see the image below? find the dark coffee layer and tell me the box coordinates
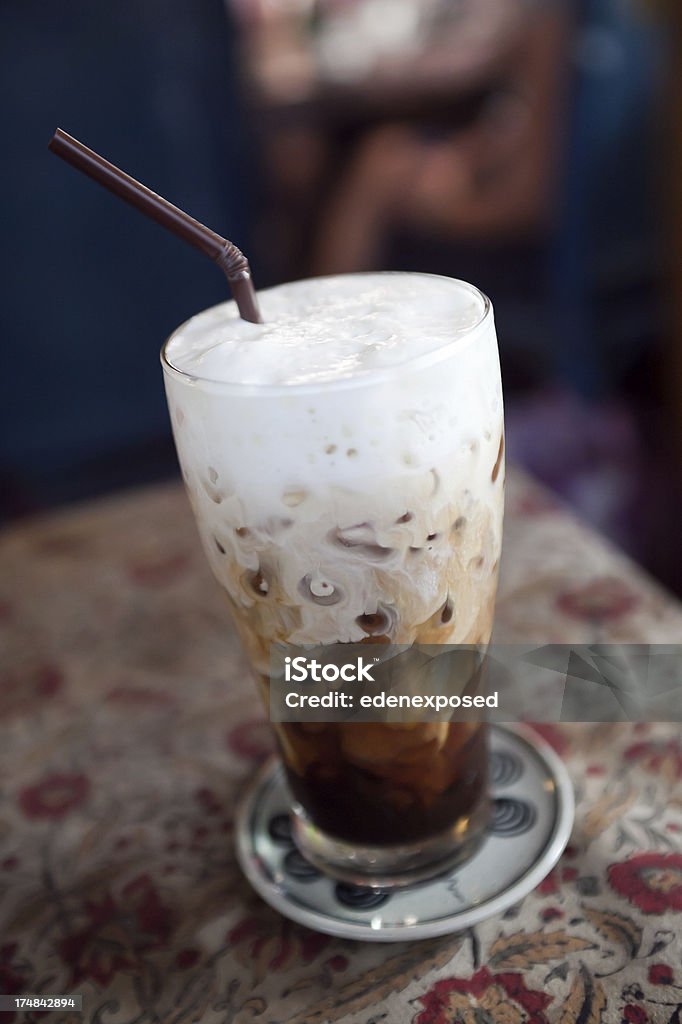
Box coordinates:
[280,722,488,845]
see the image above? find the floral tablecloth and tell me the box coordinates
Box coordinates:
[2,468,682,1024]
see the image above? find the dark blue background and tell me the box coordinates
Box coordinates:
[0,0,256,513]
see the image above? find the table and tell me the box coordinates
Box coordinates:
[1,468,682,1023]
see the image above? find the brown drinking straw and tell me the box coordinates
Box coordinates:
[48,128,263,324]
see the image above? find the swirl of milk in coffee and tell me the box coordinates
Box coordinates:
[163,273,504,670]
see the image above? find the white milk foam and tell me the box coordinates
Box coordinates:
[164,274,485,385]
[163,274,504,656]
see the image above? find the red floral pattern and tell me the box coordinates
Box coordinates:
[535,863,581,896]
[1,473,682,1023]
[0,664,62,719]
[228,916,331,972]
[105,685,176,708]
[625,740,682,780]
[175,948,200,969]
[0,942,27,995]
[528,723,570,756]
[415,968,552,1024]
[227,717,276,762]
[609,854,682,914]
[556,577,640,623]
[58,874,173,987]
[648,963,673,985]
[624,1006,649,1024]
[18,773,89,819]
[127,553,190,587]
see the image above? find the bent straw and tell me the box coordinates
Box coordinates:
[48,128,262,324]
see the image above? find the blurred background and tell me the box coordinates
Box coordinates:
[2,0,681,593]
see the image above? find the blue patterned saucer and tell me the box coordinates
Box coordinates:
[234,725,574,941]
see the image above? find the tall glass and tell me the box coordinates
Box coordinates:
[161,273,504,886]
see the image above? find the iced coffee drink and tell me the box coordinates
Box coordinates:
[162,273,504,884]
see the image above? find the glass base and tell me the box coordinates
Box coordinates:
[291,795,490,889]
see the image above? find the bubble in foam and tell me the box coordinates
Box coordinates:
[245,569,270,596]
[282,490,307,508]
[441,599,454,623]
[356,606,395,635]
[298,574,343,606]
[203,479,223,504]
[492,435,505,483]
[265,516,293,536]
[331,525,395,562]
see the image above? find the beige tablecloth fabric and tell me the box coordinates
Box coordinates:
[1,468,682,1023]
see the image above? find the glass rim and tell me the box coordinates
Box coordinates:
[160,271,493,396]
